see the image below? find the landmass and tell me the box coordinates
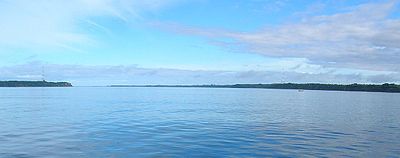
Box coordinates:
[0,81,73,87]
[110,83,400,93]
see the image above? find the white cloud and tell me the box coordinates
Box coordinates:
[0,0,180,50]
[161,1,400,72]
[0,62,398,86]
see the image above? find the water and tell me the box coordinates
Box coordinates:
[0,87,399,157]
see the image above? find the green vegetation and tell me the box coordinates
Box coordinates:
[0,81,72,87]
[111,83,400,93]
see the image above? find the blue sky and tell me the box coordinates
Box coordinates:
[0,0,399,86]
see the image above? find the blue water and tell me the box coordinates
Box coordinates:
[0,87,399,157]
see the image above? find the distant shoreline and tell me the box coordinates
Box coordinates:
[0,81,73,87]
[110,83,400,93]
[1,81,399,93]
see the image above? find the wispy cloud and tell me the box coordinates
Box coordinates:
[159,1,400,72]
[0,0,181,50]
[0,62,398,86]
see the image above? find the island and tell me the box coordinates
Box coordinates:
[0,81,73,87]
[110,83,400,93]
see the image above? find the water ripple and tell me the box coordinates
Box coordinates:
[1,87,399,157]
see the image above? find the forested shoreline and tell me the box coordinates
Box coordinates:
[110,83,400,93]
[0,81,72,87]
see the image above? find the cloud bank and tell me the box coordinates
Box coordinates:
[1,62,398,86]
[162,1,400,72]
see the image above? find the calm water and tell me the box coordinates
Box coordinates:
[0,87,399,157]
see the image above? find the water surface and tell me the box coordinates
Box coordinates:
[0,87,399,157]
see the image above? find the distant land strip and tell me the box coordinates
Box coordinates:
[0,81,73,87]
[110,83,400,93]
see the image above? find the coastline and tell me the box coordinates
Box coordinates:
[0,81,73,87]
[109,83,400,93]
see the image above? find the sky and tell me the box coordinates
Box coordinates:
[0,0,399,86]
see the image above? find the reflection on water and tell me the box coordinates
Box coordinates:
[0,87,399,157]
